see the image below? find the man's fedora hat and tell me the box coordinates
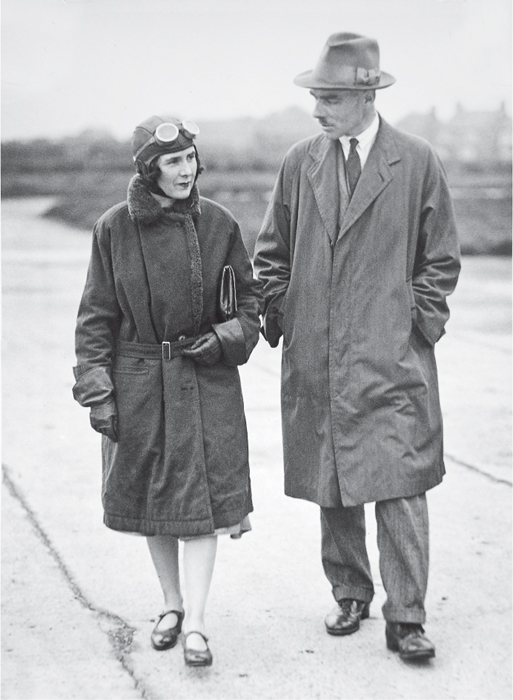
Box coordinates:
[294,32,395,90]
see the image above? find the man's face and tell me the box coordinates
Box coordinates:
[156,146,197,200]
[310,89,372,139]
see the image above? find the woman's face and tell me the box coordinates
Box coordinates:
[156,146,197,200]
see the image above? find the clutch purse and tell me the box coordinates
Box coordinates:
[219,265,238,321]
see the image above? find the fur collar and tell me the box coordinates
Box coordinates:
[127,174,201,225]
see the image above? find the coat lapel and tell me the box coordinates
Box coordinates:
[307,137,340,245]
[338,118,400,239]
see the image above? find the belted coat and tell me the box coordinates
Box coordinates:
[73,176,262,536]
[254,118,460,507]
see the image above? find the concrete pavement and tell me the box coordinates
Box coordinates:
[2,198,511,699]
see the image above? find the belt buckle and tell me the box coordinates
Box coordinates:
[162,341,171,361]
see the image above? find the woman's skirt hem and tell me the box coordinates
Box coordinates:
[103,511,252,538]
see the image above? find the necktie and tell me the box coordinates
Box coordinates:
[346,138,361,196]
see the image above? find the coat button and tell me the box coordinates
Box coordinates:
[178,335,186,341]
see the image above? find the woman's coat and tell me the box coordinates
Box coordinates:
[73,176,262,536]
[254,118,461,508]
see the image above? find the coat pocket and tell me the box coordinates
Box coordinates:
[113,356,149,375]
[406,278,417,325]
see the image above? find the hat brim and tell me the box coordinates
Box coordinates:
[293,69,396,90]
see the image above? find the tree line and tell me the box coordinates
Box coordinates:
[1,130,301,176]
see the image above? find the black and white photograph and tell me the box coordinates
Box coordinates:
[2,1,511,698]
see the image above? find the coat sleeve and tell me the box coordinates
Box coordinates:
[411,148,461,345]
[212,221,263,366]
[72,219,121,407]
[253,154,294,347]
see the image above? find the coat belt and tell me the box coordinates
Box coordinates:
[116,338,198,361]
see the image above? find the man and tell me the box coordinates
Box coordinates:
[254,32,460,660]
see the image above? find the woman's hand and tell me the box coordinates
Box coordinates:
[90,400,118,441]
[182,332,222,366]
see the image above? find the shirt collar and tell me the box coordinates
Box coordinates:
[339,112,380,152]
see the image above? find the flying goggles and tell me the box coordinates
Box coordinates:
[133,120,200,161]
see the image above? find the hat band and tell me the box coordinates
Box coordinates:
[355,67,380,86]
[313,64,381,88]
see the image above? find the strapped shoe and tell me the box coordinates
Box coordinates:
[386,622,436,660]
[325,599,370,636]
[151,610,184,651]
[183,631,213,667]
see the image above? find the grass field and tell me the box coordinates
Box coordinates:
[2,167,510,257]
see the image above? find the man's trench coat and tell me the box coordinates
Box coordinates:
[254,118,461,508]
[73,177,262,536]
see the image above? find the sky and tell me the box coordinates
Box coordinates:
[2,0,511,141]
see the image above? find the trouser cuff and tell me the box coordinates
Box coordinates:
[382,603,426,624]
[332,584,374,605]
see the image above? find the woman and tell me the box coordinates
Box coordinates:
[72,115,262,667]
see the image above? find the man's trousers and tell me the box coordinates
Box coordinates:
[321,493,429,624]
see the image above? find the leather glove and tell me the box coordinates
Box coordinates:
[90,400,118,442]
[182,332,222,366]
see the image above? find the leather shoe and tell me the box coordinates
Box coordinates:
[386,622,435,660]
[151,610,184,651]
[183,631,213,667]
[325,599,370,636]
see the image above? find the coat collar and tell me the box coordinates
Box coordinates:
[127,174,201,225]
[307,118,401,243]
[307,136,340,245]
[339,117,400,237]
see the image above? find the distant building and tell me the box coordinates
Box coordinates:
[200,104,512,166]
[396,103,512,163]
